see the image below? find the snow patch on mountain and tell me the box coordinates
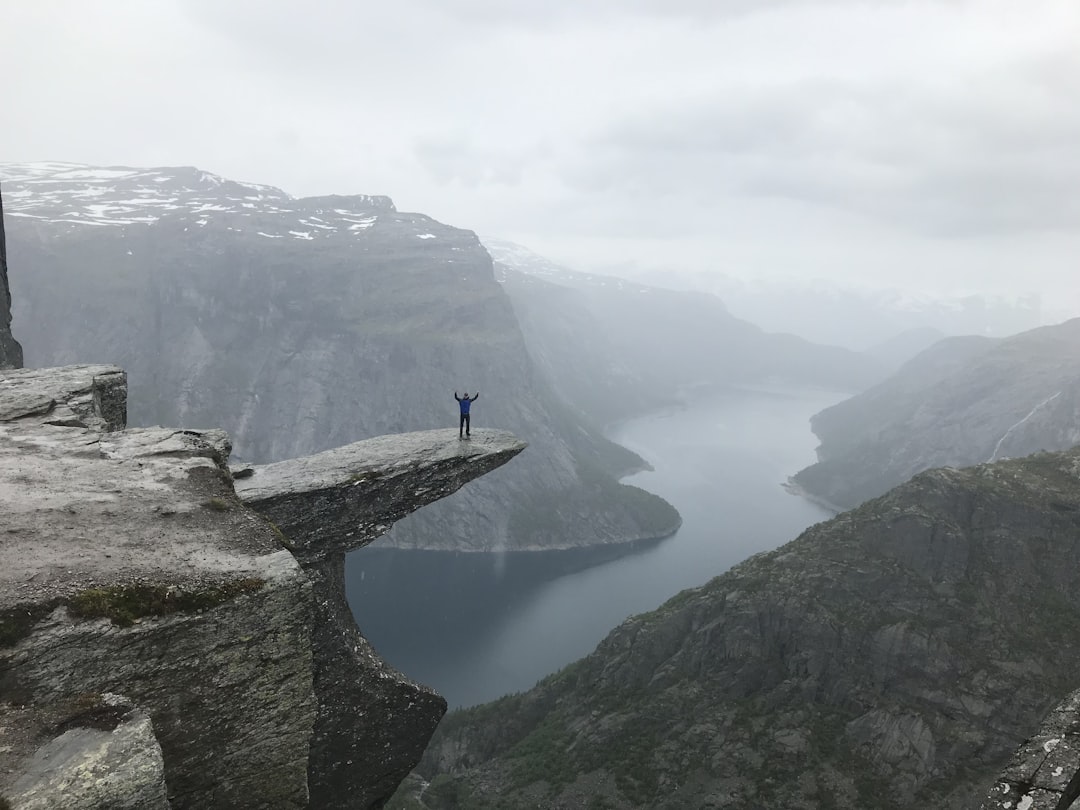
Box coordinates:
[0,162,409,243]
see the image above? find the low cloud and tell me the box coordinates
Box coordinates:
[567,51,1080,237]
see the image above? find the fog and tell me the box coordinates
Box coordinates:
[2,0,1078,314]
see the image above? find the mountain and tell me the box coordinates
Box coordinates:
[624,268,1058,351]
[864,326,946,376]
[396,448,1080,809]
[0,163,678,553]
[0,182,22,368]
[791,318,1080,511]
[486,240,883,424]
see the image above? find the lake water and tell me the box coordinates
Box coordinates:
[345,386,843,708]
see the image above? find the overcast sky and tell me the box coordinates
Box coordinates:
[3,0,1078,305]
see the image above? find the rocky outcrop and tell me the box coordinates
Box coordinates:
[407,448,1080,809]
[236,429,527,557]
[791,319,1080,511]
[0,365,525,808]
[1,162,675,554]
[235,429,526,809]
[2,694,168,810]
[0,182,24,368]
[981,687,1080,810]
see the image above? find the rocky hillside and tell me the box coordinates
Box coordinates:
[0,163,677,552]
[397,448,1080,809]
[0,183,22,368]
[791,319,1080,510]
[488,240,882,424]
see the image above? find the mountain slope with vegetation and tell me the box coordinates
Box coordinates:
[396,448,1080,809]
[791,318,1080,510]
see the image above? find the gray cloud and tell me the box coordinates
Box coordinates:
[569,50,1080,237]
[1,0,1077,302]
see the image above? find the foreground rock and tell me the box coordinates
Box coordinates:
[1,366,314,808]
[405,448,1080,809]
[1,365,525,808]
[2,694,168,810]
[981,687,1080,810]
[791,318,1080,511]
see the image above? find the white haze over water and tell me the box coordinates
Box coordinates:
[1,0,1078,314]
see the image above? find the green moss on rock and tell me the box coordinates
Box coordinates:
[68,578,266,627]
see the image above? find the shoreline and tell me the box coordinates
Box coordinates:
[781,477,845,516]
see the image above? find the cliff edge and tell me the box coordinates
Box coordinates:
[0,182,24,368]
[0,364,525,809]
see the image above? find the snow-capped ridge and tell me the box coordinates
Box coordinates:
[0,162,409,243]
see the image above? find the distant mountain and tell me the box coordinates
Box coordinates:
[626,268,1056,351]
[486,239,883,424]
[864,326,946,375]
[397,448,1080,809]
[791,318,1080,511]
[1,163,678,552]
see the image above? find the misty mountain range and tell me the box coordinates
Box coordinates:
[792,317,1080,512]
[2,162,873,556]
[486,238,883,424]
[625,267,1058,352]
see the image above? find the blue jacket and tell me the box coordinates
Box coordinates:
[455,393,478,414]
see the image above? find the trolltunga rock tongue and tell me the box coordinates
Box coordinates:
[234,427,527,558]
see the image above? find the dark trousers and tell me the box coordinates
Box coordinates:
[459,413,470,436]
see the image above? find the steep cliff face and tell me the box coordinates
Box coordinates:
[792,319,1080,511]
[0,364,526,809]
[0,183,24,368]
[1,162,676,552]
[233,429,527,809]
[405,448,1080,809]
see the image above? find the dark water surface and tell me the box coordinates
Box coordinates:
[345,386,843,708]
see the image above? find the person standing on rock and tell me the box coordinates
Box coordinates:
[454,391,479,439]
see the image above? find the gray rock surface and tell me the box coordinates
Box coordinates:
[3,694,168,810]
[0,364,126,430]
[980,687,1080,810]
[407,448,1080,809]
[0,183,24,369]
[236,427,525,808]
[792,319,1080,511]
[0,365,315,807]
[237,428,527,556]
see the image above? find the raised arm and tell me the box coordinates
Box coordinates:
[470,392,479,402]
[454,391,461,401]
